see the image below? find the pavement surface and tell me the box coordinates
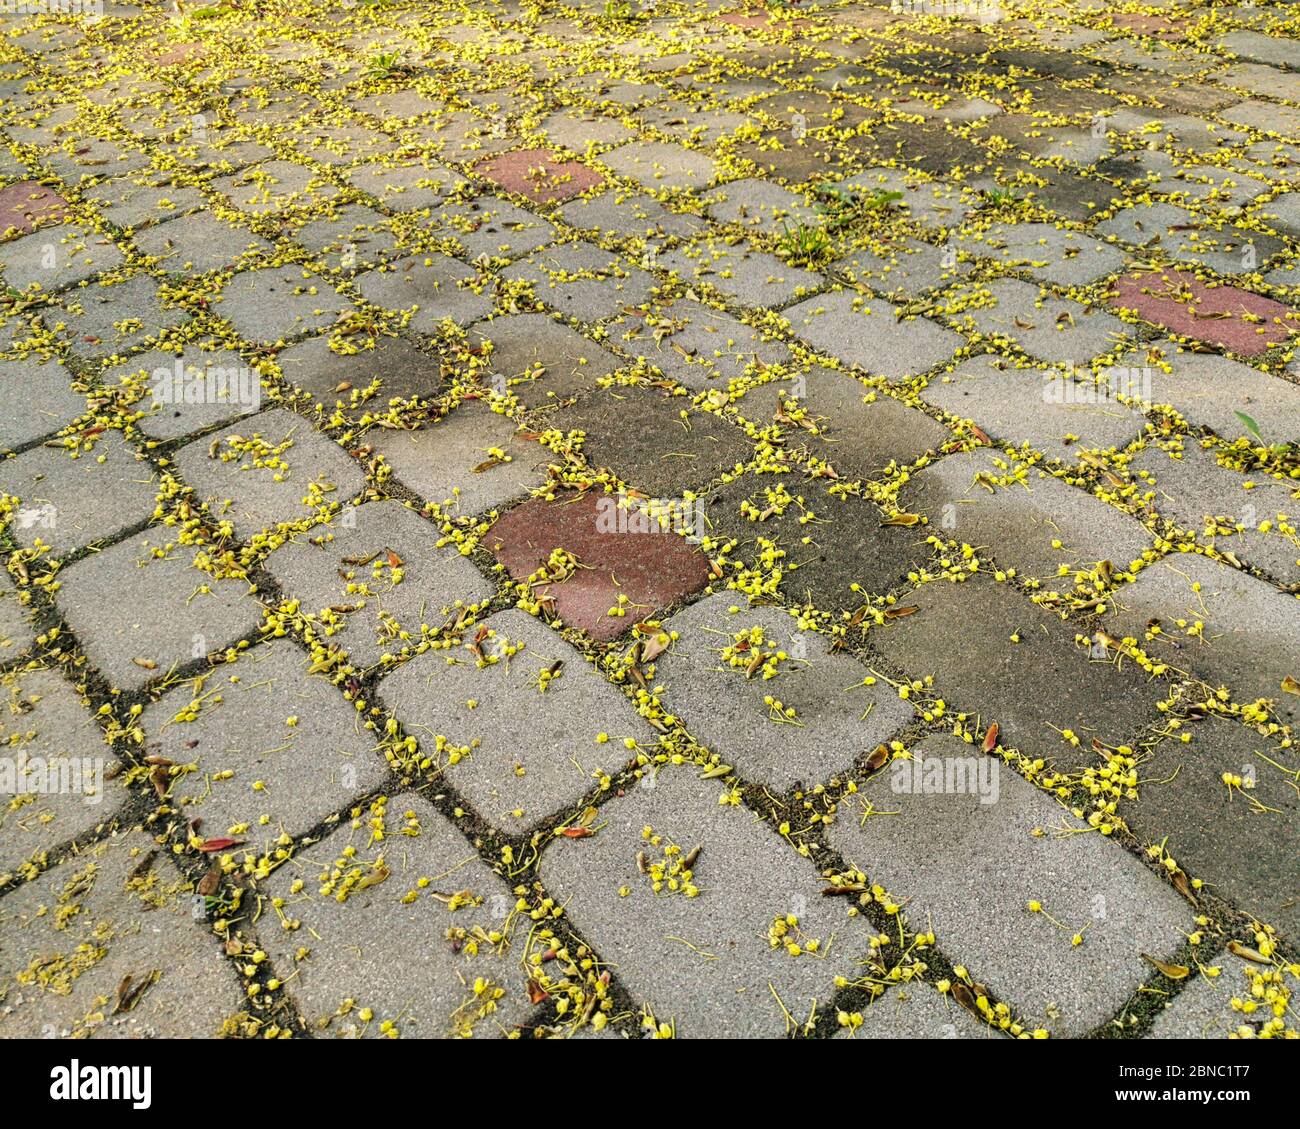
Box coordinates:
[0,0,1297,1040]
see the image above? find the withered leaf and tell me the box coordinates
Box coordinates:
[982,722,999,754]
[1142,953,1190,980]
[197,865,222,897]
[197,837,244,853]
[356,863,390,890]
[1226,940,1271,964]
[884,605,920,619]
[639,632,670,663]
[950,981,978,1014]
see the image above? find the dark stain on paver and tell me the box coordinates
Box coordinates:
[552,383,752,497]
[868,575,1167,770]
[699,475,923,613]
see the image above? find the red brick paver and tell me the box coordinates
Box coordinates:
[1108,268,1299,357]
[486,490,712,641]
[474,149,604,205]
[0,180,69,238]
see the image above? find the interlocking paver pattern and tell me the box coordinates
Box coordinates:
[3,0,1298,1043]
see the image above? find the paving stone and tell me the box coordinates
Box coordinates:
[1025,167,1124,224]
[783,370,952,480]
[957,279,1130,365]
[47,274,190,363]
[702,177,818,230]
[1257,191,1300,240]
[826,731,1193,1037]
[42,136,151,187]
[214,265,353,344]
[731,127,848,183]
[1219,99,1300,140]
[1215,63,1300,106]
[835,983,997,1039]
[540,766,866,1037]
[829,236,971,298]
[903,449,1154,582]
[702,470,925,608]
[120,344,265,442]
[504,240,657,323]
[374,399,547,516]
[0,355,86,451]
[539,108,637,152]
[210,159,342,217]
[0,223,125,293]
[55,530,265,692]
[82,173,207,232]
[1094,201,1197,250]
[1105,339,1300,440]
[0,668,124,880]
[551,383,752,496]
[174,409,367,539]
[485,490,711,642]
[634,103,752,147]
[1146,161,1274,210]
[556,189,706,245]
[0,831,243,1038]
[474,148,605,205]
[258,792,535,1038]
[0,571,34,661]
[1130,442,1300,586]
[1100,204,1282,276]
[141,641,388,842]
[1244,139,1300,186]
[9,0,1299,1043]
[870,575,1165,766]
[274,334,443,417]
[1265,259,1300,288]
[838,166,974,228]
[956,222,1127,288]
[0,179,68,239]
[471,312,620,407]
[382,609,656,829]
[291,203,401,272]
[599,140,720,192]
[295,122,397,169]
[608,297,791,391]
[1104,552,1300,722]
[920,354,1145,463]
[1124,719,1298,941]
[355,254,492,332]
[1147,955,1266,1039]
[343,156,467,211]
[653,595,911,789]
[264,500,494,667]
[432,197,557,261]
[1216,29,1296,70]
[1101,266,1300,361]
[783,290,965,379]
[0,433,158,556]
[130,211,273,275]
[663,237,823,310]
